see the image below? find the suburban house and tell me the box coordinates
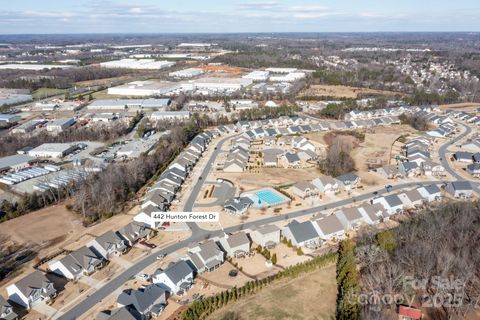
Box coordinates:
[248,224,281,248]
[152,260,194,296]
[336,172,361,191]
[466,163,480,178]
[282,220,321,248]
[377,165,402,179]
[417,184,442,202]
[134,204,163,229]
[454,151,473,163]
[358,203,388,224]
[421,161,445,176]
[263,149,282,167]
[313,215,346,241]
[218,232,251,258]
[446,181,473,198]
[279,152,301,168]
[117,222,152,246]
[7,271,56,310]
[372,194,404,214]
[0,295,17,320]
[398,189,424,209]
[49,246,104,280]
[398,162,421,177]
[187,240,224,273]
[291,181,318,199]
[311,176,339,194]
[335,207,367,230]
[223,197,253,215]
[117,285,166,318]
[88,231,128,260]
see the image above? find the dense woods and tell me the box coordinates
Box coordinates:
[356,202,480,319]
[319,135,356,177]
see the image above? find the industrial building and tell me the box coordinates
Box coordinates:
[46,118,76,133]
[242,70,270,81]
[0,113,21,124]
[191,77,253,93]
[100,59,175,70]
[107,81,184,96]
[269,72,306,82]
[87,99,171,111]
[169,68,205,78]
[150,111,191,121]
[0,154,35,173]
[28,143,79,158]
[11,119,46,134]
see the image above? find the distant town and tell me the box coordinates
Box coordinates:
[0,31,479,320]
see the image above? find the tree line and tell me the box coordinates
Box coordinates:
[183,252,337,320]
[356,202,480,319]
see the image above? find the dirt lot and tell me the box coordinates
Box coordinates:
[439,102,480,112]
[300,84,399,99]
[207,263,337,320]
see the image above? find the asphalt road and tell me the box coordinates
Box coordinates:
[57,121,478,320]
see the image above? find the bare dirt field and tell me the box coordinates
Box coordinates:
[207,263,337,320]
[439,102,480,112]
[300,84,399,99]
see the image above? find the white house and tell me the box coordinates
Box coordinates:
[7,271,56,310]
[372,194,404,215]
[49,246,104,280]
[88,231,128,259]
[282,220,321,248]
[187,240,224,273]
[218,232,251,258]
[446,181,473,199]
[313,215,346,241]
[417,184,442,202]
[152,260,194,295]
[312,176,338,194]
[248,224,280,248]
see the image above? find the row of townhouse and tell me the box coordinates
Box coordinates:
[453,150,480,179]
[446,109,480,125]
[379,135,445,179]
[223,136,251,172]
[291,172,361,199]
[134,131,216,229]
[282,183,449,249]
[345,105,439,121]
[4,221,153,313]
[148,226,281,297]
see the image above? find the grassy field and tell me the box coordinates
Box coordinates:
[300,84,399,99]
[207,263,337,320]
[32,87,67,100]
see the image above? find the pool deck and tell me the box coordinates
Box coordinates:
[242,187,291,208]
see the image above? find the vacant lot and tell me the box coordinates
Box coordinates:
[300,84,399,99]
[439,102,480,112]
[208,263,337,320]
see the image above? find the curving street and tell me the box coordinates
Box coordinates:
[57,120,479,320]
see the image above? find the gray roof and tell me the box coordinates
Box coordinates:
[117,222,150,244]
[0,154,35,171]
[0,295,16,320]
[92,230,125,251]
[96,305,144,320]
[404,189,423,202]
[336,172,359,185]
[223,197,253,213]
[384,194,403,207]
[226,232,250,248]
[251,224,280,235]
[69,246,103,271]
[286,220,319,243]
[161,260,193,285]
[340,207,363,221]
[449,181,472,191]
[316,215,344,236]
[284,152,300,163]
[422,184,441,195]
[12,270,53,298]
[117,285,166,314]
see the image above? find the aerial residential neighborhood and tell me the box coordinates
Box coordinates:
[0,2,479,320]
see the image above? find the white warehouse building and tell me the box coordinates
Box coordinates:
[100,59,175,70]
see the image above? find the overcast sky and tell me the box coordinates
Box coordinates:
[1,0,479,34]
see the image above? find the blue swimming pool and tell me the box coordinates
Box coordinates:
[256,190,286,206]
